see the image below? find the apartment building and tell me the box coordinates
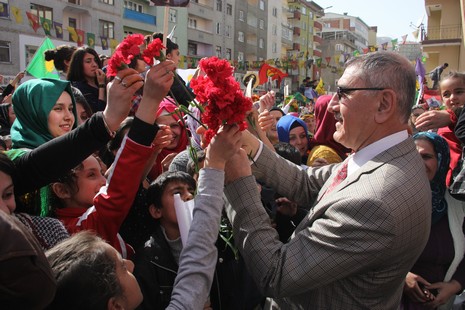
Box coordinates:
[422,0,464,78]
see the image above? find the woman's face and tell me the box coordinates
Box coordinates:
[415,139,438,181]
[0,170,15,215]
[82,52,99,79]
[156,114,181,149]
[167,49,181,68]
[104,243,143,310]
[289,125,308,156]
[303,117,315,134]
[48,91,75,138]
[75,102,89,126]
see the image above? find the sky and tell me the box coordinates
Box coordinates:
[314,0,427,42]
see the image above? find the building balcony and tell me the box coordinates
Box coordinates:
[313,49,322,57]
[188,1,214,19]
[187,28,213,45]
[314,21,322,32]
[64,1,91,14]
[421,24,462,45]
[123,8,156,25]
[287,9,301,20]
[293,26,301,36]
[313,35,323,45]
[293,43,301,51]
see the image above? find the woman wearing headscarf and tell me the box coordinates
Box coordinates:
[276,114,309,164]
[0,103,15,136]
[147,99,189,181]
[402,132,465,309]
[307,95,351,167]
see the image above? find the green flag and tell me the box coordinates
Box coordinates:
[40,17,52,36]
[26,37,60,79]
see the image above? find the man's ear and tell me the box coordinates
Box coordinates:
[51,183,71,199]
[375,89,396,123]
[149,204,162,219]
[107,297,124,310]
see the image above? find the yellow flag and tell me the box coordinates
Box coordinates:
[67,26,78,42]
[316,78,326,95]
[110,39,118,51]
[11,6,23,24]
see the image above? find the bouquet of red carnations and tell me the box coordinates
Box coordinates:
[189,57,252,144]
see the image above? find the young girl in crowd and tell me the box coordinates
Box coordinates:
[67,47,107,112]
[44,45,77,79]
[402,132,465,309]
[48,60,175,259]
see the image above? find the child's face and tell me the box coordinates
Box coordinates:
[48,91,75,138]
[440,77,465,109]
[156,181,195,238]
[70,156,106,209]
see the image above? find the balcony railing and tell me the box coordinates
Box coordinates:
[422,24,462,42]
[123,8,156,25]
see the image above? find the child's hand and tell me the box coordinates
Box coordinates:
[205,124,242,170]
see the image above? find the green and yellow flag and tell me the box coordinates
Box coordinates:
[26,37,60,79]
[40,17,52,36]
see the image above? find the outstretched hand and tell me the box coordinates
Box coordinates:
[415,110,451,131]
[205,124,242,171]
[104,68,144,132]
[224,148,252,185]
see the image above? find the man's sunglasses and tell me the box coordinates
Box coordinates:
[336,87,386,100]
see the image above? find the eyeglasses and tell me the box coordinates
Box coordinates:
[336,86,386,100]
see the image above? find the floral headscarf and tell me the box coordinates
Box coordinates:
[413,131,450,224]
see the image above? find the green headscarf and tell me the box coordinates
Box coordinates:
[10,78,78,149]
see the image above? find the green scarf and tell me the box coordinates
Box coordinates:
[11,78,78,149]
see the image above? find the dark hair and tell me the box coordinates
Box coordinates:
[71,86,93,120]
[108,117,134,154]
[45,231,123,310]
[67,47,102,82]
[146,171,196,209]
[152,33,179,55]
[274,142,301,165]
[0,152,16,183]
[444,63,449,67]
[44,45,77,72]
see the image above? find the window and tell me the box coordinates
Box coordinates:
[188,43,197,55]
[272,7,277,17]
[169,9,177,22]
[309,12,313,19]
[225,25,231,37]
[301,7,306,15]
[238,31,244,42]
[100,0,114,4]
[226,4,232,15]
[238,52,244,62]
[216,0,222,11]
[216,22,221,35]
[259,38,264,49]
[30,3,53,20]
[99,20,114,39]
[259,19,264,29]
[272,25,277,35]
[259,0,264,10]
[68,0,80,4]
[216,46,222,57]
[226,48,231,60]
[188,18,197,29]
[124,1,142,12]
[68,17,77,41]
[0,41,10,63]
[239,10,244,21]
[272,42,277,53]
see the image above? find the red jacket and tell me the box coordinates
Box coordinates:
[56,136,154,258]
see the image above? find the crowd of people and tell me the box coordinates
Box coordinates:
[1,32,465,310]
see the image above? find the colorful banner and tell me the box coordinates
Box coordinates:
[258,63,288,86]
[110,38,118,51]
[362,48,369,54]
[26,12,40,33]
[87,33,95,48]
[381,42,388,51]
[76,29,85,46]
[401,34,408,44]
[391,38,398,50]
[54,22,63,39]
[315,58,322,67]
[26,37,60,79]
[67,26,78,42]
[40,17,52,36]
[353,50,360,57]
[100,36,109,50]
[0,2,9,18]
[11,6,23,24]
[325,56,331,65]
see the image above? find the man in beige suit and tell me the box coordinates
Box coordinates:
[223,52,431,309]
